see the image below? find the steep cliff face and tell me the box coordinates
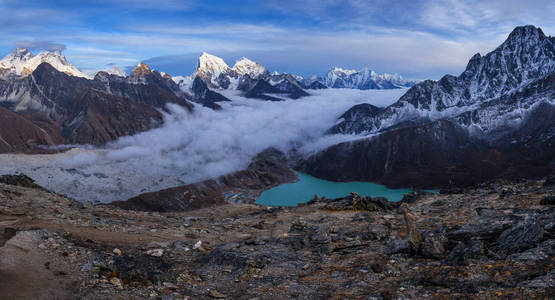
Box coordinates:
[59,88,164,145]
[0,106,63,152]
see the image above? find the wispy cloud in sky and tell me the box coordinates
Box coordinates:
[15,40,66,52]
[0,0,553,79]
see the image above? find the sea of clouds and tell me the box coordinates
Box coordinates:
[0,88,406,203]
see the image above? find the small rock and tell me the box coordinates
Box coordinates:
[367,224,389,241]
[444,239,484,265]
[110,277,123,290]
[146,249,164,257]
[385,239,410,255]
[147,241,171,249]
[193,240,202,249]
[112,248,122,256]
[162,282,178,290]
[420,231,447,259]
[370,261,384,273]
[400,203,421,254]
[539,195,554,205]
[209,290,227,299]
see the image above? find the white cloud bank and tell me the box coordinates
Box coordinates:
[0,88,406,203]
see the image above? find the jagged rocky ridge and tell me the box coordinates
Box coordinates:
[300,25,555,188]
[0,61,193,152]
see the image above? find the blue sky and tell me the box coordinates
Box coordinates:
[0,0,553,79]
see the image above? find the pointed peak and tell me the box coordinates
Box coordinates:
[232,57,267,78]
[132,62,151,75]
[235,57,254,64]
[505,25,546,43]
[198,52,227,62]
[199,52,226,62]
[196,52,230,78]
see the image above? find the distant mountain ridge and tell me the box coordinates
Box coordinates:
[0,48,88,78]
[170,52,414,105]
[318,67,417,89]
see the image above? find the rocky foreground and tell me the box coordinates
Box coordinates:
[0,175,553,299]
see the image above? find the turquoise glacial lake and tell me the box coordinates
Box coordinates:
[256,172,416,206]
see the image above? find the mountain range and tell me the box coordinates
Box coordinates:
[173,52,416,90]
[299,25,554,188]
[0,25,552,190]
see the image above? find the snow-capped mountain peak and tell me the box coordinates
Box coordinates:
[103,65,127,77]
[0,48,34,73]
[131,62,151,76]
[231,57,268,79]
[0,48,87,78]
[197,52,231,78]
[195,52,239,89]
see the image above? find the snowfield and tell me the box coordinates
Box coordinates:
[0,88,406,203]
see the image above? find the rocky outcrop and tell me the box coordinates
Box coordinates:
[244,79,284,101]
[242,73,310,101]
[328,103,383,134]
[311,192,399,211]
[190,76,230,109]
[307,80,327,89]
[0,174,44,189]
